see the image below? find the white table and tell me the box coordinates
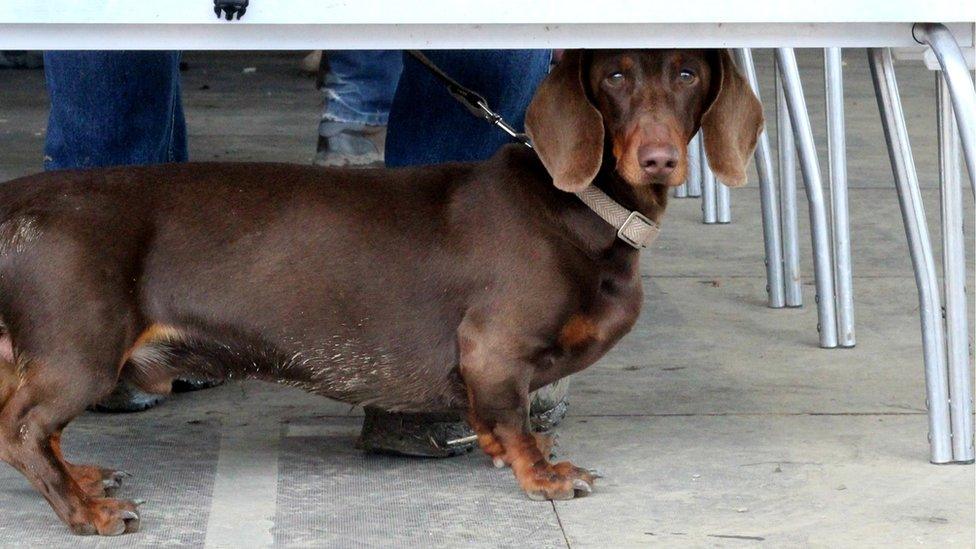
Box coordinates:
[1,1,973,49]
[1,1,974,465]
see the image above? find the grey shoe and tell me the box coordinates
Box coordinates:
[357,379,570,458]
[314,121,386,168]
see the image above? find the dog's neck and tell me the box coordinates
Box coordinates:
[506,146,670,260]
[591,163,670,226]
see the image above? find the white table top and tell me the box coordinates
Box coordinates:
[1,0,973,49]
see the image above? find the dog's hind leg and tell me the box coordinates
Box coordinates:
[0,344,142,535]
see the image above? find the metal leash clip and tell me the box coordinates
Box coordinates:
[407,50,533,149]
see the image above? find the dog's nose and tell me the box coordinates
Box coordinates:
[638,145,678,178]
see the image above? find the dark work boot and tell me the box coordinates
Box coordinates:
[90,380,166,413]
[91,378,223,413]
[357,379,571,458]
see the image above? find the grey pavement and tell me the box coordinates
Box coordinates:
[0,50,972,547]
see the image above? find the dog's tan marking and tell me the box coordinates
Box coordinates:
[122,324,182,367]
[0,359,18,409]
[558,314,600,350]
[120,324,185,394]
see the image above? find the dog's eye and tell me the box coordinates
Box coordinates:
[678,69,697,84]
[605,72,625,87]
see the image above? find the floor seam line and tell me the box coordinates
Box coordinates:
[551,501,572,549]
[643,274,933,280]
[567,411,927,418]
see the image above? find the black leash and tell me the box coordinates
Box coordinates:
[407,50,533,149]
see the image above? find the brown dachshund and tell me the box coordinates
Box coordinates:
[0,50,761,535]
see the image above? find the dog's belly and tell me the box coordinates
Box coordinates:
[132,207,473,412]
[125,315,468,413]
[273,330,467,411]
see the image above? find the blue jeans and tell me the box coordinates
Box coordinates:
[43,50,549,169]
[320,50,403,127]
[43,51,187,170]
[386,50,550,166]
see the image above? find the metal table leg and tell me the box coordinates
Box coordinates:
[937,73,975,463]
[701,136,718,224]
[687,132,702,197]
[736,48,786,309]
[776,48,839,348]
[776,61,803,308]
[914,23,976,195]
[869,47,953,464]
[824,48,856,347]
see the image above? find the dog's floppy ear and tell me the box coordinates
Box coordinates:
[700,50,764,187]
[525,50,604,192]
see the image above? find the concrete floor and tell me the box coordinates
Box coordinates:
[0,50,973,547]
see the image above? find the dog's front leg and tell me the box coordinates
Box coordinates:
[458,326,594,501]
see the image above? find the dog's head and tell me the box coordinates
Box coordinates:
[525,49,763,192]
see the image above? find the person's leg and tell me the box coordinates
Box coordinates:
[0,51,43,69]
[316,50,402,167]
[44,51,187,412]
[360,50,556,457]
[386,49,550,166]
[43,51,186,170]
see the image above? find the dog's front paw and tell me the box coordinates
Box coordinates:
[521,461,596,501]
[71,498,141,536]
[70,464,131,497]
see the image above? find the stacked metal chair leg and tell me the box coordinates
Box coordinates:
[776,48,840,348]
[869,27,975,464]
[686,133,702,198]
[936,73,974,465]
[824,48,856,347]
[683,49,856,346]
[775,61,804,308]
[685,134,732,223]
[735,49,786,309]
[671,38,973,463]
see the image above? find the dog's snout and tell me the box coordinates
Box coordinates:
[637,144,678,177]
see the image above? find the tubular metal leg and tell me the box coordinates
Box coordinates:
[914,23,976,194]
[736,48,786,309]
[674,182,689,198]
[869,47,953,464]
[701,136,718,223]
[716,181,732,223]
[776,48,839,348]
[937,74,975,463]
[824,48,856,347]
[776,62,803,308]
[687,132,702,197]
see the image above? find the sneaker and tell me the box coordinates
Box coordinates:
[314,121,387,168]
[300,50,322,75]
